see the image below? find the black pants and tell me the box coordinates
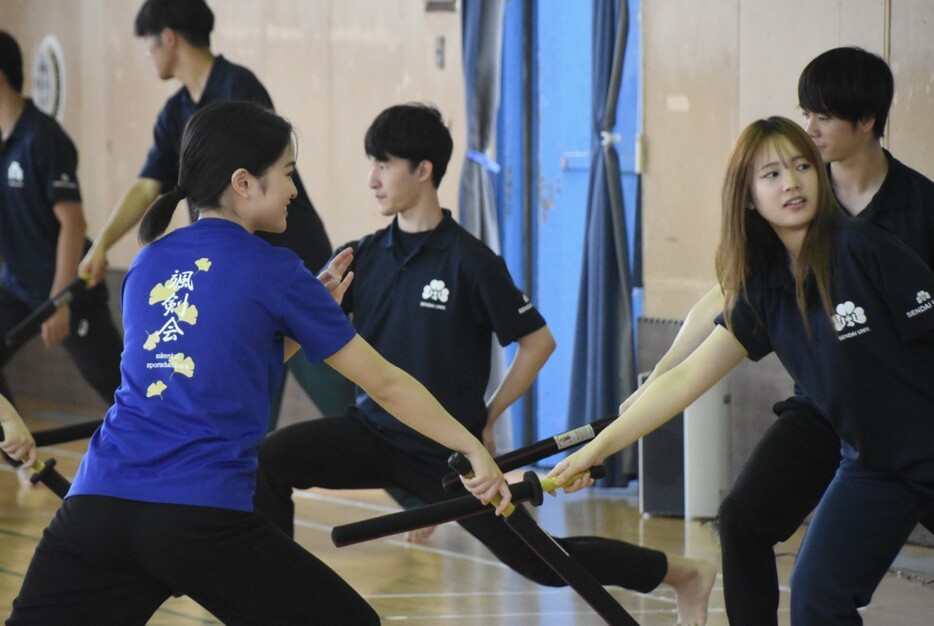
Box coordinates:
[7,495,379,625]
[717,398,934,626]
[0,287,122,405]
[255,411,669,593]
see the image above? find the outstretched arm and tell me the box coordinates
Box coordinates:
[619,283,725,413]
[483,325,556,453]
[80,178,163,286]
[325,335,512,513]
[549,325,746,491]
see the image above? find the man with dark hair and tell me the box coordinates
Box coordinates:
[255,102,717,625]
[625,46,934,625]
[0,30,122,406]
[80,0,352,426]
[798,45,894,140]
[133,0,214,49]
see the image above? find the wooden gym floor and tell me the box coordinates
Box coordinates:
[2,409,934,625]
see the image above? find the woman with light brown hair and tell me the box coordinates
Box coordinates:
[550,116,934,624]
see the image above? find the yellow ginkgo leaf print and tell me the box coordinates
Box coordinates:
[195,258,212,272]
[143,330,161,351]
[169,353,195,378]
[146,380,168,398]
[149,280,179,305]
[175,303,199,325]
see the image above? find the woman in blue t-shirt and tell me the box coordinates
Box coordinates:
[548,117,934,624]
[8,101,511,626]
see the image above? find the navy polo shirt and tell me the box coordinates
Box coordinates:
[721,216,934,477]
[854,150,934,268]
[341,210,547,458]
[141,55,331,271]
[787,152,934,406]
[0,99,101,305]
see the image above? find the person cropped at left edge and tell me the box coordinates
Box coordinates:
[7,101,508,625]
[0,31,121,407]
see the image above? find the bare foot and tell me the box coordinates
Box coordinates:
[663,554,717,626]
[404,525,437,544]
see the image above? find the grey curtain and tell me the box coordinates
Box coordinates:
[458,0,513,451]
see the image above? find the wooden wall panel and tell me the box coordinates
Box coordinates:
[889,0,934,180]
[641,0,739,318]
[4,0,464,269]
[640,0,932,319]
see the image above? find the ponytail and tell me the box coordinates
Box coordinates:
[136,101,293,246]
[139,186,187,244]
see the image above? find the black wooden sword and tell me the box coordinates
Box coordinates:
[448,452,638,626]
[331,466,606,547]
[5,276,88,346]
[441,415,617,492]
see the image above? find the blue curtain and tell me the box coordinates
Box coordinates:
[459,0,514,451]
[459,0,506,251]
[566,0,635,487]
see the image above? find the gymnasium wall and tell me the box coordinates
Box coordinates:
[641,0,934,318]
[7,0,933,335]
[2,0,466,271]
[5,1,934,459]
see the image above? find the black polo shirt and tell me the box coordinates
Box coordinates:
[786,152,934,406]
[0,99,101,305]
[341,210,547,458]
[722,216,934,478]
[141,55,331,271]
[851,150,934,267]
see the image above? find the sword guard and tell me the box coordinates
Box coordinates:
[521,470,544,507]
[29,458,55,485]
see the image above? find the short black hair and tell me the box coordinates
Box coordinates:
[364,103,453,188]
[134,0,214,49]
[0,31,24,93]
[798,47,893,139]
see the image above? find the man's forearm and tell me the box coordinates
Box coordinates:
[51,201,87,293]
[93,177,163,251]
[485,326,556,424]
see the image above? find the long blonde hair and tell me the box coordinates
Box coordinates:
[716,117,839,333]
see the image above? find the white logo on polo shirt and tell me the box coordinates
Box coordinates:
[420,279,449,311]
[6,161,24,188]
[518,293,533,314]
[52,173,77,190]
[834,300,870,341]
[906,291,933,318]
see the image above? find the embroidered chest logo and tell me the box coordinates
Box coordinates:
[833,300,870,341]
[142,257,212,398]
[420,279,449,311]
[906,290,933,319]
[6,162,24,188]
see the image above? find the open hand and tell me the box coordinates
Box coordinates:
[317,248,354,304]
